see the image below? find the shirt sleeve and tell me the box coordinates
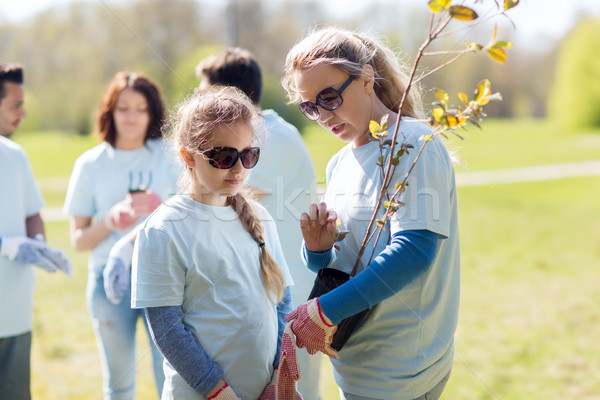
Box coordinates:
[145,306,223,397]
[318,230,439,325]
[131,226,186,308]
[301,243,337,273]
[274,286,292,367]
[20,149,45,217]
[63,157,95,217]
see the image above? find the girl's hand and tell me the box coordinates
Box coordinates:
[300,202,338,253]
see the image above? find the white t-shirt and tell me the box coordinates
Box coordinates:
[247,110,317,306]
[322,119,460,399]
[0,136,45,337]
[131,195,292,400]
[63,139,180,272]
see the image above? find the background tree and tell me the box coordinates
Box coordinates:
[547,17,600,130]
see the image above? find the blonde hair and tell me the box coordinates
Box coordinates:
[282,26,424,119]
[169,86,285,302]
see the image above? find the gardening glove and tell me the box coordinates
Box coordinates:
[129,189,162,217]
[103,236,134,305]
[286,298,338,359]
[207,383,242,400]
[103,199,139,231]
[0,235,73,277]
[260,324,303,400]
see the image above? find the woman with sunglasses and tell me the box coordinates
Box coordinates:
[63,72,179,399]
[131,86,299,400]
[281,27,460,400]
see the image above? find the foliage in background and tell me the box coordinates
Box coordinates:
[547,17,600,130]
[0,0,581,135]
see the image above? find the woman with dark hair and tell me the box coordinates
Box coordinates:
[64,71,179,400]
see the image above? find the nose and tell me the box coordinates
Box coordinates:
[317,107,334,124]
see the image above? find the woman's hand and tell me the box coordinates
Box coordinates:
[129,189,162,217]
[300,202,338,253]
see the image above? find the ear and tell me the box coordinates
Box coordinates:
[180,147,196,168]
[361,64,376,94]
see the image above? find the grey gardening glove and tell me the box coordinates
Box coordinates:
[0,235,73,277]
[103,236,134,305]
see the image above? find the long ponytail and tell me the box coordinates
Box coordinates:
[229,193,285,303]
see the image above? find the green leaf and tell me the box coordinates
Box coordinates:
[333,230,351,242]
[493,40,513,49]
[369,120,382,134]
[504,0,520,11]
[380,114,389,131]
[488,47,507,64]
[474,79,492,104]
[378,155,386,165]
[432,105,445,122]
[428,0,451,13]
[449,5,478,21]
[434,88,449,105]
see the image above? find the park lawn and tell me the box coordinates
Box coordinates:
[302,118,600,182]
[11,119,600,399]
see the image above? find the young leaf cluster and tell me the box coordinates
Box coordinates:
[339,0,520,274]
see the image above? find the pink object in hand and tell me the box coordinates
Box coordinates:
[285,298,339,359]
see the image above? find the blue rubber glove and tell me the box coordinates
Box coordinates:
[0,235,73,277]
[103,236,134,305]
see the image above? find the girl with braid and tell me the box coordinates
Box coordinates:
[131,86,299,400]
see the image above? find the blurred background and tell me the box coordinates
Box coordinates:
[2,1,600,399]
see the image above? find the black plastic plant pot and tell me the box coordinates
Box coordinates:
[307,268,372,352]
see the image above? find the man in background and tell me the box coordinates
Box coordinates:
[0,62,72,399]
[196,48,322,400]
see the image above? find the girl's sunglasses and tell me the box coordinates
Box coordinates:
[200,146,260,169]
[298,75,355,121]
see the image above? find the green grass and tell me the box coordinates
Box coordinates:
[303,118,600,181]
[443,177,600,400]
[10,119,600,399]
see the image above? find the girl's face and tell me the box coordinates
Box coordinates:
[294,63,374,147]
[182,121,254,207]
[113,87,150,149]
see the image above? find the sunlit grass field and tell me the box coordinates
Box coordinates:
[12,118,600,399]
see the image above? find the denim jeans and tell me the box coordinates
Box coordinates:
[87,269,165,400]
[340,371,451,400]
[0,331,31,400]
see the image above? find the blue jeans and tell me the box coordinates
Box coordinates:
[0,331,31,400]
[340,371,451,400]
[87,269,165,400]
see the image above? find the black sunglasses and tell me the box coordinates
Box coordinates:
[199,146,260,169]
[298,76,355,121]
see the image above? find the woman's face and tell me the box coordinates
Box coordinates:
[294,63,373,147]
[113,87,150,149]
[182,121,254,207]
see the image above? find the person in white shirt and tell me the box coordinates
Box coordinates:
[195,48,321,400]
[281,27,460,400]
[0,62,72,400]
[63,71,178,400]
[131,86,300,400]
